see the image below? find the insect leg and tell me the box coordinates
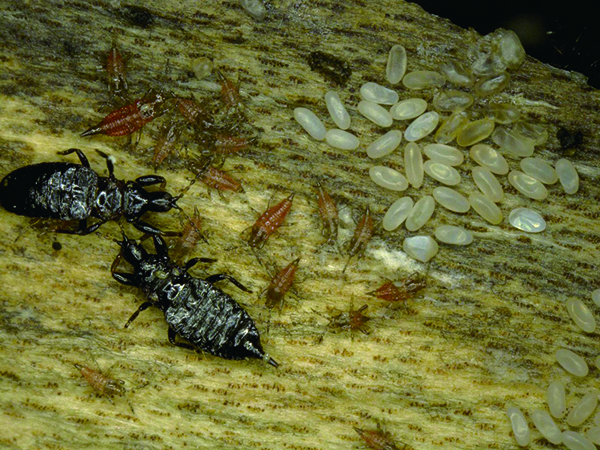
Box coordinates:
[167,327,195,350]
[112,272,138,286]
[184,257,217,270]
[95,150,115,177]
[124,302,153,328]
[132,220,166,235]
[58,148,91,168]
[134,175,167,188]
[205,273,251,293]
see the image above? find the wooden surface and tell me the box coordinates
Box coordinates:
[1,1,599,449]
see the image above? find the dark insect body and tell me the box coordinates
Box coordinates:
[368,274,426,303]
[200,166,245,194]
[0,149,179,235]
[316,182,338,246]
[74,363,126,400]
[112,233,278,367]
[106,45,128,101]
[176,97,215,132]
[343,206,374,272]
[152,120,183,168]
[81,91,168,137]
[329,304,370,335]
[354,427,405,450]
[307,51,351,86]
[171,207,207,261]
[264,257,300,310]
[248,193,295,249]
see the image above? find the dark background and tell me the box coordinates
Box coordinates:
[413,1,600,88]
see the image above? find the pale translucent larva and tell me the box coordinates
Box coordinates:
[369,166,408,192]
[386,45,407,84]
[382,197,413,231]
[366,130,402,159]
[530,409,562,445]
[508,208,546,233]
[434,111,469,144]
[325,129,360,150]
[555,159,580,194]
[404,142,424,189]
[438,59,474,87]
[402,70,445,90]
[191,57,213,80]
[492,127,534,157]
[358,100,393,127]
[405,196,435,231]
[423,161,461,186]
[432,187,470,213]
[565,298,596,333]
[508,171,549,201]
[360,82,399,105]
[520,157,559,184]
[555,349,589,377]
[514,121,548,145]
[423,143,464,166]
[389,98,428,120]
[469,144,509,175]
[456,118,495,146]
[294,107,326,140]
[472,167,503,202]
[240,0,267,20]
[403,236,439,263]
[561,430,596,450]
[567,392,599,427]
[593,289,600,307]
[587,427,600,445]
[547,381,567,419]
[324,91,351,130]
[506,406,531,447]
[469,192,502,224]
[432,90,474,111]
[486,103,521,124]
[434,225,473,245]
[474,72,510,96]
[404,112,440,142]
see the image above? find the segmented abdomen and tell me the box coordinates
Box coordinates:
[163,279,260,360]
[0,163,97,220]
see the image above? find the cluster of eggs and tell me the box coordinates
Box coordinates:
[507,289,600,449]
[293,28,580,263]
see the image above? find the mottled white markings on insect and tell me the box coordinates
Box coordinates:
[405,196,434,231]
[566,298,596,333]
[403,236,438,262]
[508,171,548,200]
[358,101,393,127]
[325,129,359,150]
[386,45,407,84]
[324,91,351,130]
[423,161,461,186]
[555,348,588,377]
[508,208,546,233]
[294,107,326,141]
[434,225,473,245]
[547,381,566,419]
[369,166,408,191]
[389,98,427,120]
[506,406,531,447]
[382,197,413,231]
[404,111,439,141]
[404,142,424,188]
[360,82,399,105]
[530,409,562,445]
[555,158,579,194]
[432,187,469,213]
[366,130,402,159]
